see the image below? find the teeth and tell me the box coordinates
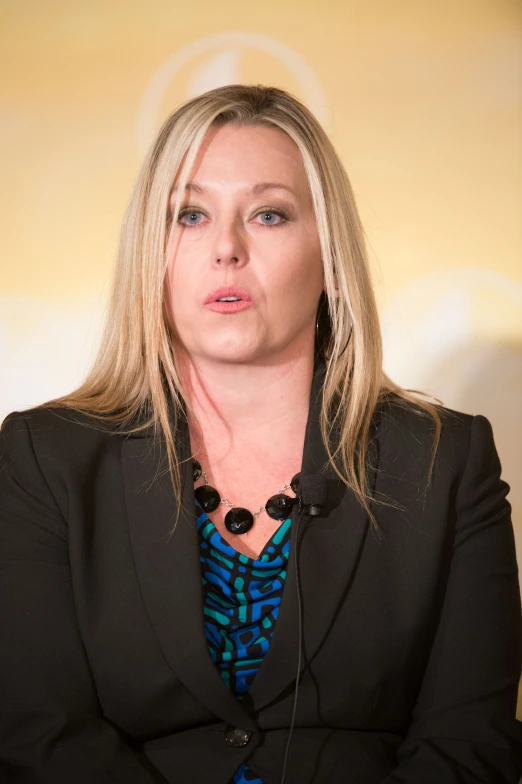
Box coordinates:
[217,297,241,301]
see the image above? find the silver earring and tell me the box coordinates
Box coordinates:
[315,298,353,357]
[338,322,353,357]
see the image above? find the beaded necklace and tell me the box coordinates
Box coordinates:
[193,459,300,535]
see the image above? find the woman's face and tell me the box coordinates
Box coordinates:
[164,123,324,365]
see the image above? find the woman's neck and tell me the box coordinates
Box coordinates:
[177,348,315,455]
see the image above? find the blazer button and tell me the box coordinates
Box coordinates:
[224,725,253,747]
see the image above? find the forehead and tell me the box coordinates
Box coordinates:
[173,124,308,193]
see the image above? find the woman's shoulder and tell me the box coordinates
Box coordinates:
[0,405,138,469]
[373,394,495,478]
[2,405,119,439]
[374,393,474,436]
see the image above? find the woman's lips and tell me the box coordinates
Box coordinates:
[204,285,253,304]
[204,300,253,313]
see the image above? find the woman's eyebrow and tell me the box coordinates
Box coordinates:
[172,181,296,195]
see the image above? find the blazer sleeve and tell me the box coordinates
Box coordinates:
[0,412,166,784]
[379,414,522,784]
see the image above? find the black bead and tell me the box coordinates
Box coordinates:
[290,472,301,494]
[195,484,220,513]
[192,460,202,482]
[224,507,254,535]
[266,493,295,521]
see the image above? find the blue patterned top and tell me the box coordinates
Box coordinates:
[195,496,292,784]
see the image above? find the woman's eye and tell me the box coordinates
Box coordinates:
[176,207,288,228]
[177,209,205,227]
[253,208,288,226]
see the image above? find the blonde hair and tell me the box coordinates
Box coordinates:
[33,84,446,540]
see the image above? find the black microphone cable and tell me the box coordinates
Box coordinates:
[279,473,329,784]
[279,501,306,784]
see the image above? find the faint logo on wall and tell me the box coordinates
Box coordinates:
[136,31,329,154]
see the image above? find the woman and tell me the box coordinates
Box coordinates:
[1,84,521,784]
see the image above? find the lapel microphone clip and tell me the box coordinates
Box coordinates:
[297,472,329,517]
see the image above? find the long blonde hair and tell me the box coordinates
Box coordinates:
[33,84,446,539]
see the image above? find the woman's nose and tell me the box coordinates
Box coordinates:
[211,218,248,268]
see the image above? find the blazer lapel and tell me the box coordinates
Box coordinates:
[246,358,379,713]
[121,354,379,726]
[122,417,255,730]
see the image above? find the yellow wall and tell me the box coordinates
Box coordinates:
[1,0,521,714]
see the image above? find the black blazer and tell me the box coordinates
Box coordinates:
[1,357,522,784]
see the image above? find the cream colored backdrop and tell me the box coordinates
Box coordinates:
[1,0,521,710]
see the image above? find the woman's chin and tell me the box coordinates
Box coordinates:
[203,346,261,364]
[173,335,262,362]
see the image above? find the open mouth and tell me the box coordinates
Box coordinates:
[204,286,253,305]
[204,298,252,313]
